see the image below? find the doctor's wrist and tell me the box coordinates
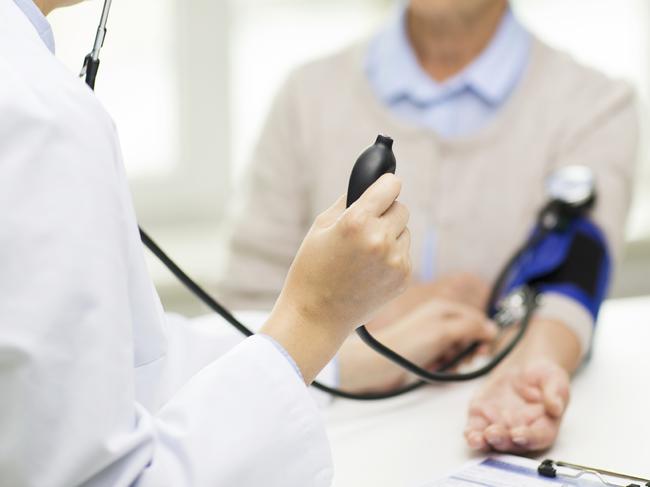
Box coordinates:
[261,297,350,385]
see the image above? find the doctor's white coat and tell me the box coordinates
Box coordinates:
[0,1,333,485]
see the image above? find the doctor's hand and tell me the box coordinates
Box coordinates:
[338,299,497,392]
[464,359,570,453]
[262,174,411,383]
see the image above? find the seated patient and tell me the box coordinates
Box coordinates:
[218,0,638,452]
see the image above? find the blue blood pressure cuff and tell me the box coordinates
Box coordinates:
[501,218,611,321]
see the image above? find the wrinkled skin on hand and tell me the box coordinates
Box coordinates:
[370,273,490,331]
[339,297,497,392]
[465,359,570,453]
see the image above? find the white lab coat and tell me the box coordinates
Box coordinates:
[0,1,333,486]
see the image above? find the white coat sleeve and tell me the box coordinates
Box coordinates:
[163,312,339,408]
[137,335,333,487]
[0,80,332,486]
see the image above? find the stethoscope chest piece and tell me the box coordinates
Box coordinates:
[541,165,596,231]
[493,286,536,330]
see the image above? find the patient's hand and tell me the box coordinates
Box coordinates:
[339,299,497,392]
[464,360,570,453]
[370,273,490,331]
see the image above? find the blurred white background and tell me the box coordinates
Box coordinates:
[48,0,650,314]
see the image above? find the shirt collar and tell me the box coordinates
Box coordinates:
[13,0,56,53]
[366,7,530,107]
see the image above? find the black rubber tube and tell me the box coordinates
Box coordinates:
[140,227,536,398]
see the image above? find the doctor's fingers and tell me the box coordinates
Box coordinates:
[351,173,402,217]
[396,225,411,253]
[390,227,412,291]
[380,200,410,238]
[315,194,347,227]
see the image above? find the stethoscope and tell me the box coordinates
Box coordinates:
[79,1,596,401]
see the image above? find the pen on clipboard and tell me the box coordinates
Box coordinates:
[538,459,650,487]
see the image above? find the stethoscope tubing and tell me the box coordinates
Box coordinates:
[139,227,537,400]
[83,0,537,400]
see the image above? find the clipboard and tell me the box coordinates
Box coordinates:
[538,459,650,487]
[421,455,649,487]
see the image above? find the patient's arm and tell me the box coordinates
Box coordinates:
[337,270,581,454]
[464,317,580,453]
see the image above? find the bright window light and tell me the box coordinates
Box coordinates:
[229,0,390,180]
[48,0,179,179]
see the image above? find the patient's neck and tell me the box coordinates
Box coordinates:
[406,1,507,82]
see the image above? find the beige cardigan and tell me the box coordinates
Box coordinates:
[218,37,639,354]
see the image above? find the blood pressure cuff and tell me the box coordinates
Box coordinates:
[502,218,611,321]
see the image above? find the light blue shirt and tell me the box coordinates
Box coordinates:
[366,8,531,138]
[13,0,55,53]
[366,7,531,281]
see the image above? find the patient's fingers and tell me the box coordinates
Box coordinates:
[484,423,512,451]
[542,374,570,418]
[509,416,558,451]
[504,403,546,429]
[515,380,543,403]
[468,399,549,452]
[464,415,489,451]
[464,415,489,433]
[466,431,487,451]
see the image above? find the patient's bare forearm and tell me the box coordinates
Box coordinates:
[498,318,582,374]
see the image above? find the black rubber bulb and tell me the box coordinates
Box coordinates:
[346,135,396,208]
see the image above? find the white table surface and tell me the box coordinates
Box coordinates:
[324,296,650,487]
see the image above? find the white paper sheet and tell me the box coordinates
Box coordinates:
[419,455,626,487]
